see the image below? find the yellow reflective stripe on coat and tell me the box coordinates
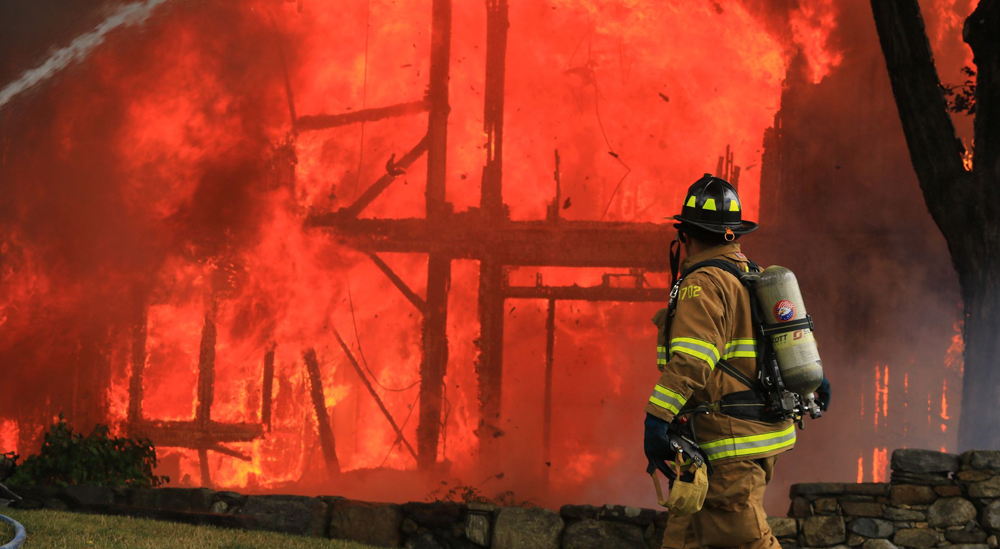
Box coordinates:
[723,338,757,360]
[700,424,797,461]
[669,337,720,369]
[649,384,688,415]
[656,345,668,366]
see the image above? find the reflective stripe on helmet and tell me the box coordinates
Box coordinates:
[685,196,696,208]
[669,337,720,370]
[703,198,717,211]
[649,384,688,415]
[723,338,757,360]
[700,424,797,461]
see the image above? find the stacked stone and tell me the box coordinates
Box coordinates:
[785,449,1000,549]
[781,481,890,548]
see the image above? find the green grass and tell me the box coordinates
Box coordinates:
[1,517,14,544]
[0,508,378,549]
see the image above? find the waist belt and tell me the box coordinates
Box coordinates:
[682,359,777,422]
[684,390,767,422]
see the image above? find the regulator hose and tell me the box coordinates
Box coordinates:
[0,514,25,549]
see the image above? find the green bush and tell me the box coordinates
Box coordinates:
[8,414,167,488]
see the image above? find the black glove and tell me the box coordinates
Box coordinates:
[643,413,676,480]
[815,377,831,411]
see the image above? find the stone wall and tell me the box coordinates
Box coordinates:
[6,483,671,548]
[5,449,1000,548]
[776,449,1000,549]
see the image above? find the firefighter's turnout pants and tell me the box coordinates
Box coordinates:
[661,457,779,549]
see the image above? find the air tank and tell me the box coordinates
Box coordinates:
[755,266,824,396]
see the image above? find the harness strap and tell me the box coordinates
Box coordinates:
[717,359,756,390]
[762,316,814,336]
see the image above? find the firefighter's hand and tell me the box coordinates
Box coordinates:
[643,413,676,482]
[815,377,831,411]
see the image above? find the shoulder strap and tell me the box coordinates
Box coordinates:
[680,258,757,284]
[673,258,766,393]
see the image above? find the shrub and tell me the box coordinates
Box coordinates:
[427,483,533,507]
[8,414,167,488]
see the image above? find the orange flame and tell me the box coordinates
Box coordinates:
[789,0,843,83]
[872,448,888,483]
[0,420,17,455]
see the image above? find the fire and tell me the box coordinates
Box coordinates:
[944,319,964,374]
[0,420,17,455]
[874,363,889,429]
[789,0,843,83]
[872,448,888,483]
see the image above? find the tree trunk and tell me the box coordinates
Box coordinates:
[960,269,1000,449]
[871,0,1000,449]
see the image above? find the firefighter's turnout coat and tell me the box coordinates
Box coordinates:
[645,242,796,466]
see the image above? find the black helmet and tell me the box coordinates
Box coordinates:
[670,174,758,236]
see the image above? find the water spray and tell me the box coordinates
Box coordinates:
[0,0,172,110]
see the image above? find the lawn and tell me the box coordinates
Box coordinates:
[0,508,378,549]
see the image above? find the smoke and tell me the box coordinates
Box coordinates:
[0,0,173,109]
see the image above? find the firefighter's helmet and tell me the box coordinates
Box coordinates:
[671,174,758,236]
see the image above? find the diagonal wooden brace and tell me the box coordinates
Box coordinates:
[367,252,427,314]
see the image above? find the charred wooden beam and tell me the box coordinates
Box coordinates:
[268,11,297,127]
[475,257,505,452]
[542,298,555,485]
[339,136,430,218]
[426,0,451,221]
[207,444,252,462]
[127,299,148,428]
[505,284,672,302]
[475,0,510,468]
[198,448,211,488]
[132,420,264,447]
[416,0,453,471]
[332,329,418,462]
[303,348,340,475]
[481,0,509,222]
[367,252,427,313]
[418,255,450,470]
[73,325,111,434]
[306,214,676,269]
[262,344,276,432]
[295,100,429,132]
[196,307,217,427]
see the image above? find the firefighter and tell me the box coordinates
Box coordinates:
[644,174,829,549]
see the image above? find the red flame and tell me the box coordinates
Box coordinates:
[0,420,17,455]
[789,0,843,83]
[872,448,888,483]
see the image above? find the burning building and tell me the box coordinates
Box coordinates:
[0,0,975,513]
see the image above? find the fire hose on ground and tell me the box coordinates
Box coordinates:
[0,514,25,549]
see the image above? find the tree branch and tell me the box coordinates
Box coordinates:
[870,0,970,223]
[965,0,1000,180]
